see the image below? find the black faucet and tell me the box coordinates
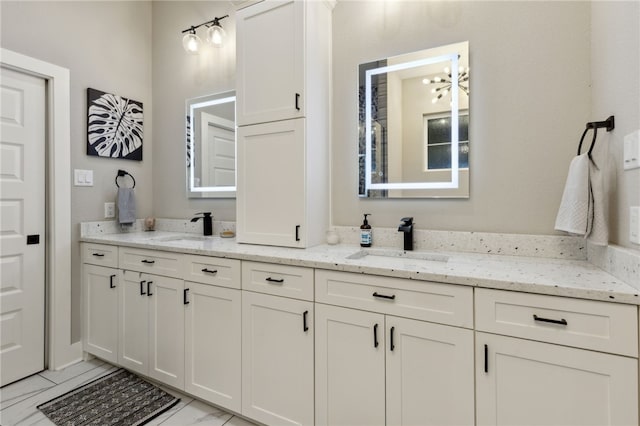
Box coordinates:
[191,212,213,236]
[398,217,414,251]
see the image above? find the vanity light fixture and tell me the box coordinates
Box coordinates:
[181,15,228,53]
[423,65,469,104]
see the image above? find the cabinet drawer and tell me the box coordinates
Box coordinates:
[315,270,474,328]
[185,255,241,289]
[475,288,638,357]
[119,247,184,278]
[242,261,313,301]
[82,243,118,268]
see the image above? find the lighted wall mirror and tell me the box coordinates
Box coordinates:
[358,41,469,198]
[186,91,236,198]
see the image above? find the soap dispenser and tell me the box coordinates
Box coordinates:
[360,213,372,247]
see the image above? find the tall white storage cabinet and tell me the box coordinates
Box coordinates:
[236,0,332,248]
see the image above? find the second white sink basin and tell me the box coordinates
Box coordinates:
[346,248,449,263]
[152,235,215,243]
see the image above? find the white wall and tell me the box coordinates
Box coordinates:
[332,1,592,235]
[152,1,237,221]
[591,1,640,250]
[1,1,153,341]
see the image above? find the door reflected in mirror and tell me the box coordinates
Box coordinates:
[359,41,469,198]
[186,91,236,198]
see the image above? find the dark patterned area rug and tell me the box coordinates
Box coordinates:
[37,368,180,425]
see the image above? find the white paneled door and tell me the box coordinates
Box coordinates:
[0,67,46,386]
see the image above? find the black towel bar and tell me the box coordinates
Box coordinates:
[115,169,136,188]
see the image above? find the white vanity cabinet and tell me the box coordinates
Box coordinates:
[314,270,475,426]
[236,0,304,126]
[241,262,315,426]
[475,288,639,426]
[116,247,186,389]
[119,270,185,389]
[184,255,242,413]
[82,244,119,363]
[237,119,306,247]
[235,0,332,248]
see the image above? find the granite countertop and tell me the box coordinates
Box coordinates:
[81,231,640,305]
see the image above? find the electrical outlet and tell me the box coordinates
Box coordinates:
[631,207,640,245]
[104,202,115,219]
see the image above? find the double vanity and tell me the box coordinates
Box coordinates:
[81,225,640,426]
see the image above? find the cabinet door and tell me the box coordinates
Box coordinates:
[237,119,305,247]
[315,304,386,426]
[185,282,241,412]
[386,316,474,426]
[242,291,314,426]
[476,332,639,426]
[148,275,184,389]
[236,0,304,125]
[83,264,118,363]
[119,270,149,375]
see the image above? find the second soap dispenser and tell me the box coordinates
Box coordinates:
[360,213,372,247]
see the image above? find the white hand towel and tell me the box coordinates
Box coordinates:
[117,187,136,225]
[555,153,590,235]
[586,161,608,245]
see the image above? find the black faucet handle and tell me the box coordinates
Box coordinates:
[400,217,414,225]
[195,212,212,217]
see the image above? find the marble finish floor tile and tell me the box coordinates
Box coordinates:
[155,399,233,426]
[0,363,117,425]
[37,358,106,385]
[0,374,55,409]
[1,360,259,426]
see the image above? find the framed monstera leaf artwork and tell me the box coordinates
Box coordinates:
[87,88,143,161]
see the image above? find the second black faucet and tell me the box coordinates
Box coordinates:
[398,217,414,251]
[191,212,213,236]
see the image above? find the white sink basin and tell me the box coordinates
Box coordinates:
[152,235,216,243]
[346,248,449,263]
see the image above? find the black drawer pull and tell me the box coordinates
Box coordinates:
[201,268,218,274]
[184,288,190,305]
[140,280,147,295]
[141,259,155,264]
[265,277,284,284]
[147,281,153,297]
[389,326,395,351]
[295,225,300,242]
[303,310,309,332]
[373,292,396,300]
[533,314,568,326]
[373,323,379,348]
[92,253,105,257]
[295,93,301,110]
[109,274,116,289]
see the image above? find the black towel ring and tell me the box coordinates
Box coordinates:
[577,115,615,160]
[115,169,136,188]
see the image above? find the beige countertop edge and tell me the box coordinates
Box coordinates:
[80,234,640,306]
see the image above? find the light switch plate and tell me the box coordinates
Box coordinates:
[623,130,640,170]
[631,206,640,245]
[74,169,94,186]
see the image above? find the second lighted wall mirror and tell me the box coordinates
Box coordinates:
[359,41,469,198]
[186,91,236,198]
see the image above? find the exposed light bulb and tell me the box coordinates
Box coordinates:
[434,77,442,83]
[444,67,450,74]
[182,32,202,53]
[422,78,431,85]
[207,25,226,47]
